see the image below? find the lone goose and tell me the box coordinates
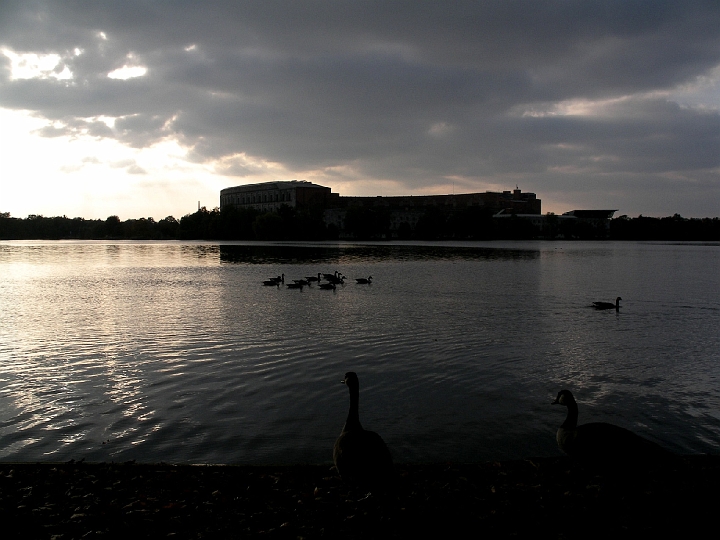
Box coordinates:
[552,389,669,459]
[355,276,373,284]
[592,297,622,310]
[333,372,393,487]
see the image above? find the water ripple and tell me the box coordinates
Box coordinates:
[1,240,719,463]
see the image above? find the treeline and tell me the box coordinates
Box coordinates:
[609,214,720,241]
[0,206,333,241]
[1,209,719,241]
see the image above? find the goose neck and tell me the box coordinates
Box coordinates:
[344,385,362,431]
[561,401,578,429]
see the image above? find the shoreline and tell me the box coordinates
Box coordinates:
[3,455,719,538]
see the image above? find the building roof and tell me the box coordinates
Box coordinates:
[562,210,618,219]
[221,180,328,194]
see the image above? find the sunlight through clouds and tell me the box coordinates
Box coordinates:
[0,109,226,219]
[1,2,718,218]
[107,66,148,80]
[2,48,74,80]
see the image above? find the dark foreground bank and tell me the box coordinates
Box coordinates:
[2,456,719,539]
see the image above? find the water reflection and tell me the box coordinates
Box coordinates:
[0,240,719,464]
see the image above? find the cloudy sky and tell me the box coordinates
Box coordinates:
[1,1,719,220]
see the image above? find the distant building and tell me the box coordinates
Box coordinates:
[220,180,619,238]
[220,180,339,213]
[493,209,618,238]
[336,188,540,214]
[560,209,617,223]
[220,180,545,238]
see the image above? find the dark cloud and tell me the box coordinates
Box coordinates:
[1,0,719,216]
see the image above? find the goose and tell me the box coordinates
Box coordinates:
[318,282,336,290]
[592,297,622,310]
[333,372,393,487]
[267,273,285,284]
[552,389,669,459]
[324,271,345,284]
[305,273,322,282]
[286,282,304,290]
[262,280,280,286]
[355,276,373,284]
[293,279,310,286]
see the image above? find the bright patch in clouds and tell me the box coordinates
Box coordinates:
[517,96,634,118]
[0,109,229,219]
[108,65,148,80]
[2,48,73,80]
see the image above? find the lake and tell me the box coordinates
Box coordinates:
[1,240,719,464]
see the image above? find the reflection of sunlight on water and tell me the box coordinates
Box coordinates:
[1,240,719,462]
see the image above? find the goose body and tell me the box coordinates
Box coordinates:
[333,372,393,487]
[286,282,304,289]
[318,282,336,290]
[355,276,373,284]
[552,389,668,459]
[592,297,622,310]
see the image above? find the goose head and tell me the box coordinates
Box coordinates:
[551,389,576,406]
[342,371,359,389]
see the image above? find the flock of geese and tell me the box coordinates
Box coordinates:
[335,372,671,488]
[263,271,372,290]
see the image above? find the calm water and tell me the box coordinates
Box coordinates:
[1,240,719,464]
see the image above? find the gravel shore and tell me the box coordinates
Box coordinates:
[2,456,719,539]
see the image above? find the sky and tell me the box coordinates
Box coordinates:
[1,1,719,221]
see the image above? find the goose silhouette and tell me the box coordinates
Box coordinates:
[552,389,669,459]
[333,372,393,487]
[593,297,621,310]
[355,276,373,284]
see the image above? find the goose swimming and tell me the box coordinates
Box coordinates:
[552,389,669,459]
[355,276,373,284]
[592,297,622,310]
[333,372,393,487]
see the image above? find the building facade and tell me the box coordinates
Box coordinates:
[220,180,547,237]
[220,180,338,213]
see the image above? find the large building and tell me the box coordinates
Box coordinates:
[219,180,618,238]
[220,180,339,213]
[220,181,540,214]
[220,180,542,237]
